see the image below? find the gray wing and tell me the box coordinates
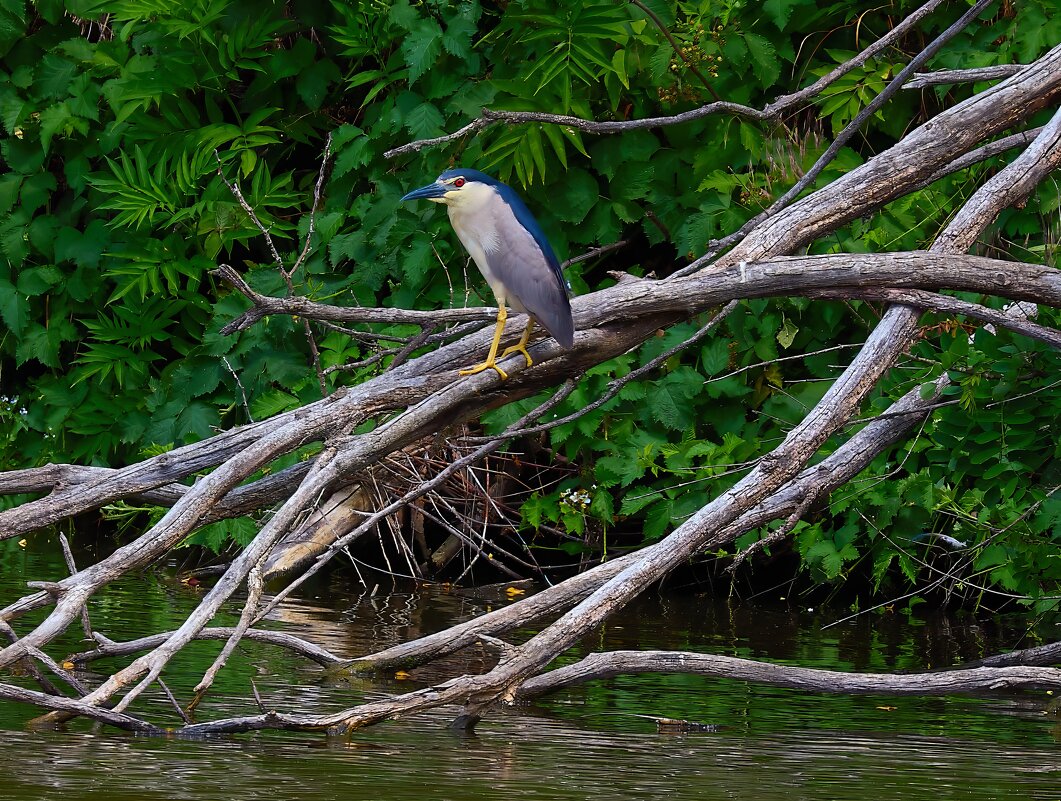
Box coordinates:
[486,212,574,348]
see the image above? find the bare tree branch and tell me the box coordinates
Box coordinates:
[66,627,345,668]
[905,64,1026,89]
[516,650,1061,698]
[809,287,1060,348]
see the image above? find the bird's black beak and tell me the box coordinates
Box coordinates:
[400,181,448,202]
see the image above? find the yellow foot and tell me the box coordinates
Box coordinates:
[459,360,509,380]
[499,343,533,368]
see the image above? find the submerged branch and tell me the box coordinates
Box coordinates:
[67,628,345,668]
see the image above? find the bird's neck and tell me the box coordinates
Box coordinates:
[447,187,500,253]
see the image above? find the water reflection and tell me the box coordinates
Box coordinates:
[1,542,1059,801]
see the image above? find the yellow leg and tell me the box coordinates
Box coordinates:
[460,307,510,379]
[499,318,535,368]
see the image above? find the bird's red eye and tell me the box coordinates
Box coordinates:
[454,177,466,188]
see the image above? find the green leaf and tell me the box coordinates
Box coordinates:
[610,162,653,202]
[743,33,780,87]
[701,338,730,375]
[333,130,372,178]
[0,278,30,337]
[643,498,675,541]
[53,220,108,269]
[520,493,548,530]
[401,18,443,84]
[176,401,217,442]
[296,58,340,110]
[39,102,74,153]
[188,517,259,552]
[650,369,701,431]
[806,540,846,579]
[388,0,417,29]
[20,314,75,368]
[777,317,798,349]
[16,265,63,296]
[35,53,77,98]
[620,490,661,517]
[402,100,445,138]
[590,488,614,523]
[442,14,476,59]
[249,389,299,420]
[0,173,20,215]
[0,210,29,266]
[763,0,807,30]
[595,454,645,488]
[549,168,598,224]
[20,172,58,215]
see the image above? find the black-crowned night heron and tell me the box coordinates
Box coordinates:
[401,169,574,380]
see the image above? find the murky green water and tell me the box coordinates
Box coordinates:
[2,538,1060,800]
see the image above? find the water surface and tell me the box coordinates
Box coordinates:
[2,538,1059,800]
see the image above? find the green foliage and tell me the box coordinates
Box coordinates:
[1,0,1057,603]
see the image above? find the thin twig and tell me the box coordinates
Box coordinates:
[58,533,92,640]
[561,240,628,269]
[304,317,329,396]
[66,627,345,668]
[214,151,286,276]
[221,355,254,422]
[904,64,1026,89]
[159,678,193,725]
[290,131,334,281]
[250,678,266,713]
[188,565,266,708]
[727,489,819,574]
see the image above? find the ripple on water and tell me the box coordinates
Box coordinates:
[2,544,1059,801]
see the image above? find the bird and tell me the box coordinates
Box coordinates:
[400,168,574,380]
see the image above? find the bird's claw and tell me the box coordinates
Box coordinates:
[499,344,533,367]
[459,360,509,380]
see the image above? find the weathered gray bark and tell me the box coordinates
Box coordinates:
[516,651,1061,698]
[262,484,375,581]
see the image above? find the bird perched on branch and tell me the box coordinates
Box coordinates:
[401,169,574,380]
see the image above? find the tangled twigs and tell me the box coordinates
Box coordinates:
[251,377,583,621]
[214,263,495,334]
